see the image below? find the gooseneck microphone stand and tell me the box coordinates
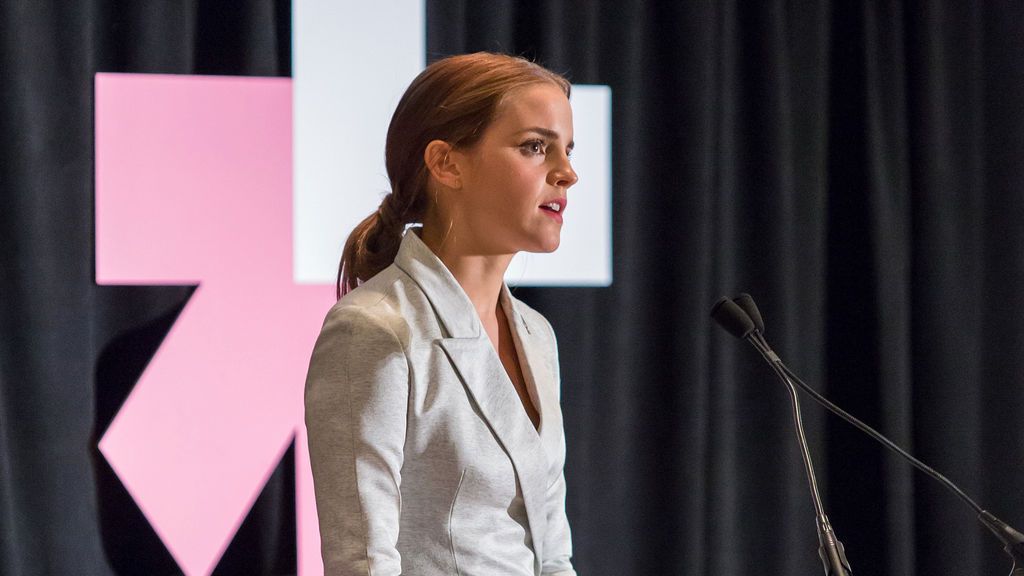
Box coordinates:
[752,331,852,575]
[714,293,1024,576]
[711,297,852,575]
[770,339,1024,576]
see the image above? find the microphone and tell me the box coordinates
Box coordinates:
[713,293,1024,576]
[711,296,852,575]
[732,292,764,334]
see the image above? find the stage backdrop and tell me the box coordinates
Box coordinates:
[2,1,1024,575]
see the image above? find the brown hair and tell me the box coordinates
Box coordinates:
[336,52,571,298]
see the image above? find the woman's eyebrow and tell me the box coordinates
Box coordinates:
[515,127,575,150]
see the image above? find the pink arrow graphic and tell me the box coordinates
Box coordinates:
[95,73,333,575]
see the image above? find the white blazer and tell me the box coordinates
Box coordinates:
[304,229,576,576]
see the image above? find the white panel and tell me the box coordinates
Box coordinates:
[506,85,613,286]
[294,0,425,283]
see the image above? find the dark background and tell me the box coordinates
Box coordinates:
[3,1,1023,574]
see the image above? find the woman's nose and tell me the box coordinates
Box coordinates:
[550,156,578,189]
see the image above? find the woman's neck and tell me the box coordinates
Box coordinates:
[419,226,513,323]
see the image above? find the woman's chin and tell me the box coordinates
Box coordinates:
[533,236,561,253]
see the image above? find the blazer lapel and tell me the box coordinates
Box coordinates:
[500,285,559,446]
[394,230,550,563]
[438,337,550,565]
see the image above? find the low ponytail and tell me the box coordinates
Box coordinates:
[337,190,420,298]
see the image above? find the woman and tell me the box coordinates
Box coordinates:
[304,52,578,576]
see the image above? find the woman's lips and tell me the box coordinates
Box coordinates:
[539,198,566,223]
[539,205,564,223]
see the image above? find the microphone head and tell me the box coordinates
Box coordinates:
[732,293,765,334]
[710,297,756,340]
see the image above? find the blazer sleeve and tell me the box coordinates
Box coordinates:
[304,304,409,576]
[540,320,578,576]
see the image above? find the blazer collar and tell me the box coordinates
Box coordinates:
[393,229,535,339]
[393,229,480,338]
[394,230,550,565]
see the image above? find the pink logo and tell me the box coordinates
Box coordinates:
[95,73,333,575]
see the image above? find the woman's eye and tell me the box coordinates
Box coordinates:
[520,140,546,155]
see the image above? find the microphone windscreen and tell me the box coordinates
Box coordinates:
[732,293,765,334]
[710,297,756,339]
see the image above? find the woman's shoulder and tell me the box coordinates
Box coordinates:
[323,265,410,342]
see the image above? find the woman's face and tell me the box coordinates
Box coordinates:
[450,83,578,255]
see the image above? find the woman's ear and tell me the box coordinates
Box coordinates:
[424,140,462,190]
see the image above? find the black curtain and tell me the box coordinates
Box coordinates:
[3,1,1023,575]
